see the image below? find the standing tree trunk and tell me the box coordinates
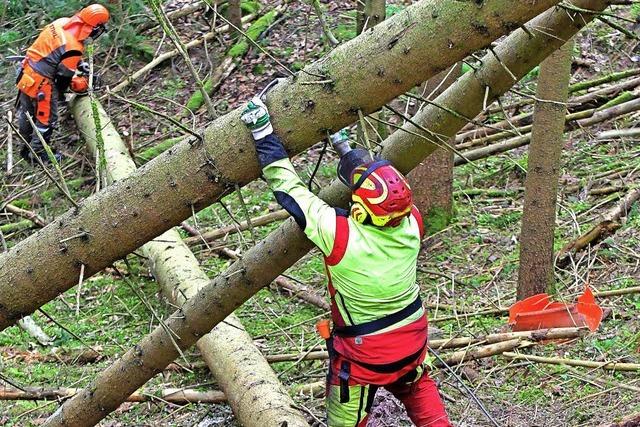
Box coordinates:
[407,64,461,232]
[42,3,609,426]
[228,0,243,38]
[0,0,560,332]
[77,98,309,427]
[517,39,574,300]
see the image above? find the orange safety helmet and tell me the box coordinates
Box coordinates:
[65,4,110,40]
[338,149,413,227]
[78,4,110,27]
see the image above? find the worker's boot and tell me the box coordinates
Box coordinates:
[20,128,61,165]
[20,145,61,165]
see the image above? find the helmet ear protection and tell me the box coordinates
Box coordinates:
[347,159,391,224]
[350,201,368,224]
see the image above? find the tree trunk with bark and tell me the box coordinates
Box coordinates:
[42,3,609,425]
[227,0,243,38]
[517,39,574,300]
[0,0,561,332]
[76,97,309,427]
[407,64,460,232]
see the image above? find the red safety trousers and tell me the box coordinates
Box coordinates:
[325,315,451,427]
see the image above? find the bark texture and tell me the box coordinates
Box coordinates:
[407,65,460,230]
[43,3,608,425]
[77,98,308,427]
[517,39,573,300]
[0,0,562,331]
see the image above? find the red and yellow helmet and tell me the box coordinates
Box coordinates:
[338,149,412,227]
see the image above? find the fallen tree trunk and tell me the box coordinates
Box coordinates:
[138,1,213,32]
[0,386,226,404]
[454,97,640,165]
[0,0,562,332]
[455,77,640,143]
[0,220,34,235]
[577,97,640,127]
[42,3,610,425]
[457,108,594,150]
[183,6,284,114]
[570,77,640,108]
[430,327,587,350]
[110,12,256,94]
[556,187,640,263]
[597,127,640,140]
[502,352,640,372]
[483,68,640,115]
[263,327,589,363]
[77,98,308,427]
[434,338,524,367]
[184,209,289,246]
[594,286,640,297]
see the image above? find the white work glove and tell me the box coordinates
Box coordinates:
[241,96,273,140]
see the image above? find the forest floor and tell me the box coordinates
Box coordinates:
[0,1,639,426]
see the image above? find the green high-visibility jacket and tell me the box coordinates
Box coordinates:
[257,134,424,331]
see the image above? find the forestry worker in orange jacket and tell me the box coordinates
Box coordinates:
[15,4,110,163]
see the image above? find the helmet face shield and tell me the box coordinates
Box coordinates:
[337,148,374,188]
[89,24,107,40]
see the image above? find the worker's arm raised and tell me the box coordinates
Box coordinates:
[242,96,337,256]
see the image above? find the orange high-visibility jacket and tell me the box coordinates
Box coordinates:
[25,17,84,81]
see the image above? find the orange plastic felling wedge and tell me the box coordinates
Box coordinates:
[509,287,603,332]
[316,319,331,340]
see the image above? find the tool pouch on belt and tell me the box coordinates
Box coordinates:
[16,66,45,99]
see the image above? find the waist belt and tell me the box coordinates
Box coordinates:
[334,296,423,337]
